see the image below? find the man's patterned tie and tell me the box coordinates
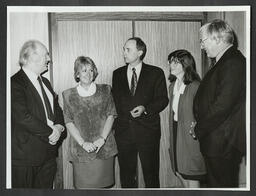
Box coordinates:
[130,68,137,96]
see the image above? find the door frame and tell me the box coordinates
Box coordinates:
[49,12,207,85]
[48,11,206,188]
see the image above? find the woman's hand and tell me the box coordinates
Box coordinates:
[93,136,106,153]
[82,142,97,153]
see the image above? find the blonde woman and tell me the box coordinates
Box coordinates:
[62,56,117,188]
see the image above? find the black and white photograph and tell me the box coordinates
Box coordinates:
[1,2,254,194]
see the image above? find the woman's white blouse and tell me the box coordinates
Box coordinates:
[172,80,186,121]
[77,82,96,97]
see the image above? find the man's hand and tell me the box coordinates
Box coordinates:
[48,124,64,145]
[130,105,146,118]
[49,140,57,145]
[54,124,65,132]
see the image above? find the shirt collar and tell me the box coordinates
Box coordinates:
[216,44,233,63]
[173,80,186,95]
[22,66,39,83]
[128,62,142,73]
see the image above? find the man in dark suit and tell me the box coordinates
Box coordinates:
[193,19,246,187]
[112,37,168,188]
[11,40,65,188]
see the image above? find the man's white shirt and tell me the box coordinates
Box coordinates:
[127,62,142,89]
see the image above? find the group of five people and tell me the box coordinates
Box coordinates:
[11,19,246,189]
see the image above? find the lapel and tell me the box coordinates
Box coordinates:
[120,63,148,96]
[133,63,147,96]
[169,82,175,106]
[42,77,54,95]
[168,82,175,126]
[120,65,132,95]
[169,81,188,120]
[41,76,56,115]
[42,76,57,107]
[177,84,188,120]
[18,69,46,117]
[208,46,235,75]
[216,45,235,66]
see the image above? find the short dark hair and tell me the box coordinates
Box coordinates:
[128,37,147,60]
[74,56,98,82]
[168,49,201,84]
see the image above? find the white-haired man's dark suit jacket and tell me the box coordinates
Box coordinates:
[193,46,246,187]
[11,69,65,188]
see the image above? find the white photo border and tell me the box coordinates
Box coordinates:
[6,5,251,191]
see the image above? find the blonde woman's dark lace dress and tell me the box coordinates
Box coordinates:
[62,84,117,188]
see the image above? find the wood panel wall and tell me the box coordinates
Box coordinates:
[51,17,202,188]
[9,12,49,78]
[135,21,202,187]
[225,12,246,55]
[52,21,133,188]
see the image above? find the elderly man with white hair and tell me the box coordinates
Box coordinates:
[193,19,246,187]
[11,40,65,188]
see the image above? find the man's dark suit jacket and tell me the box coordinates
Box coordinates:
[112,63,168,144]
[11,69,65,166]
[193,46,246,157]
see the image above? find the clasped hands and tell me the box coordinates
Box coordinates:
[82,137,105,153]
[48,124,64,145]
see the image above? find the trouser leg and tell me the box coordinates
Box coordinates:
[138,140,160,188]
[117,142,138,188]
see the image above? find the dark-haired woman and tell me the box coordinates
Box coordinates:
[168,50,206,188]
[62,56,117,188]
